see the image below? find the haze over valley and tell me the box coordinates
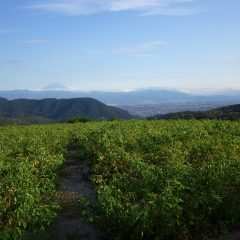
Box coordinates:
[1,84,239,117]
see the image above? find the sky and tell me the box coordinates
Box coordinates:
[0,0,240,92]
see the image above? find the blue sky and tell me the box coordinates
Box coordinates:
[0,0,240,92]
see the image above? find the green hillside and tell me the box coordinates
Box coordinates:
[150,104,240,120]
[0,97,131,121]
[0,117,51,126]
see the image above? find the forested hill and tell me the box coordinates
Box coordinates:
[0,97,131,121]
[150,104,240,120]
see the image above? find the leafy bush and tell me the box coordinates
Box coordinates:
[76,120,240,239]
[0,125,73,239]
[1,120,240,239]
[67,116,93,123]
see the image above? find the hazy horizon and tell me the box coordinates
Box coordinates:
[1,0,240,92]
[1,82,240,97]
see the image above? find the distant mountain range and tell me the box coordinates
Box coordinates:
[41,82,69,91]
[150,104,240,120]
[0,89,239,105]
[0,97,131,121]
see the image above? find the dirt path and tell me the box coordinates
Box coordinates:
[44,149,107,240]
[209,231,240,240]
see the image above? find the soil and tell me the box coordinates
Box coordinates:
[43,149,107,240]
[209,231,240,240]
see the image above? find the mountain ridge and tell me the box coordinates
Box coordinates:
[42,82,68,90]
[0,97,131,121]
[150,104,240,120]
[0,89,239,105]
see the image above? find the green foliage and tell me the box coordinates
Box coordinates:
[0,124,73,239]
[67,116,93,123]
[0,97,131,121]
[0,120,240,239]
[151,104,240,120]
[74,120,240,239]
[0,117,51,126]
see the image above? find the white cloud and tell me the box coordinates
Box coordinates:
[113,41,167,54]
[0,59,21,64]
[109,0,164,11]
[18,39,47,45]
[142,6,201,16]
[25,0,200,16]
[128,54,162,58]
[0,28,25,34]
[0,59,21,68]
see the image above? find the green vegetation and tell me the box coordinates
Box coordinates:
[0,125,73,239]
[0,120,240,239]
[0,117,51,126]
[0,97,131,122]
[67,116,93,123]
[77,120,240,239]
[151,104,240,120]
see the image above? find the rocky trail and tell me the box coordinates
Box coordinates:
[43,148,107,240]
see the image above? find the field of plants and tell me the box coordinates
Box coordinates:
[0,124,74,239]
[0,120,240,239]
